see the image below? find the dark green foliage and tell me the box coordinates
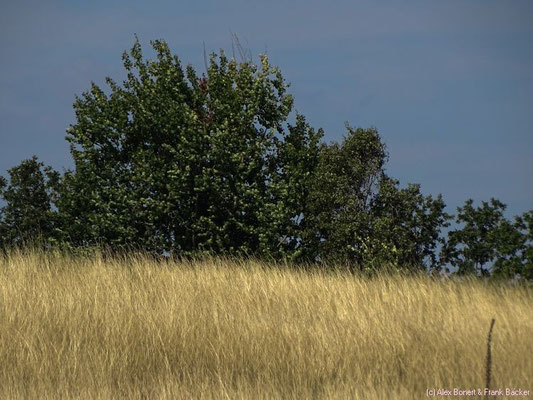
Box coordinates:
[519,211,533,279]
[442,199,507,275]
[441,199,532,278]
[61,37,321,257]
[301,125,387,265]
[268,115,323,260]
[300,125,450,270]
[0,157,60,248]
[1,36,530,279]
[490,210,533,280]
[369,177,450,270]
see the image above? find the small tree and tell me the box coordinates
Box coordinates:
[440,198,531,277]
[490,210,532,280]
[302,125,387,265]
[0,156,60,248]
[299,125,451,270]
[369,176,450,270]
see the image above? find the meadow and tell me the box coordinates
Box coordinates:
[0,250,531,399]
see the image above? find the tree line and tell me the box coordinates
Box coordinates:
[1,38,531,279]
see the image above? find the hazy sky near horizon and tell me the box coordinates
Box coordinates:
[1,0,532,217]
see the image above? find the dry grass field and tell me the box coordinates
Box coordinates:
[0,250,531,399]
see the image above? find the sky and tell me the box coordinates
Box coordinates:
[1,0,532,218]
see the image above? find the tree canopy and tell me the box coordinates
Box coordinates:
[60,38,322,258]
[1,37,531,279]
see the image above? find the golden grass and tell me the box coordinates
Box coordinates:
[0,250,531,399]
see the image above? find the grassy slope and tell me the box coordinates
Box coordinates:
[0,251,531,399]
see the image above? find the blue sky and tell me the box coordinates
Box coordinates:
[1,0,532,217]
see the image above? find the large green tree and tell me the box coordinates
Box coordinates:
[61,38,322,257]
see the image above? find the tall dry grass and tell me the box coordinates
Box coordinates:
[0,249,531,399]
